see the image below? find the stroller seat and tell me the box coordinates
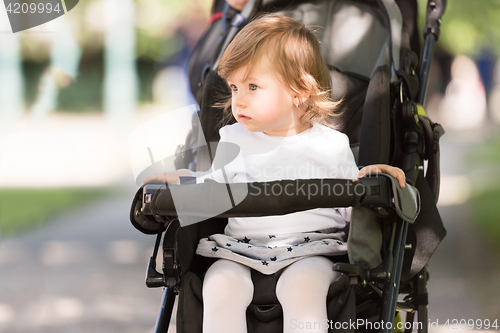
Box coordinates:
[130,0,447,332]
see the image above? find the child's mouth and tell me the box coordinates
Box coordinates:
[238,114,252,121]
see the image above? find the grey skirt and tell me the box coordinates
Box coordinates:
[195,229,347,275]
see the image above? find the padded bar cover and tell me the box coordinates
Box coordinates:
[131,174,420,230]
[150,179,363,219]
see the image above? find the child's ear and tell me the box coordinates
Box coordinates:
[294,90,310,106]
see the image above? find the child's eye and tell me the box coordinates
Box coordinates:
[230,84,238,92]
[249,84,258,91]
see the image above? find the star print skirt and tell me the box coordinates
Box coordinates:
[195,230,347,275]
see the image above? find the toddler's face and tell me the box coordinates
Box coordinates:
[227,58,307,137]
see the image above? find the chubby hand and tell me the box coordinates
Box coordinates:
[357,164,406,188]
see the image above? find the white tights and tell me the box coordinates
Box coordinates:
[202,256,340,333]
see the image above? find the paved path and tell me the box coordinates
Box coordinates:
[0,189,177,333]
[427,129,500,327]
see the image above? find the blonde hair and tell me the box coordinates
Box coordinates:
[217,14,343,127]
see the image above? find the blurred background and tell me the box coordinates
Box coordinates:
[0,0,500,332]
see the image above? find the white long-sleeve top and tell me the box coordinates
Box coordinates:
[195,122,359,237]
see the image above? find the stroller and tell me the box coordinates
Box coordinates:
[130,0,447,332]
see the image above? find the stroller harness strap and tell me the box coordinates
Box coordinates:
[377,0,403,81]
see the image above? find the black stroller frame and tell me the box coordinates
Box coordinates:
[130,0,447,332]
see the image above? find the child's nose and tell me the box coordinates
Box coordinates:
[233,92,247,108]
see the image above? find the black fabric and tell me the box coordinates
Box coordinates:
[358,65,391,167]
[348,207,383,269]
[397,38,419,101]
[199,70,230,145]
[150,179,363,219]
[326,274,356,333]
[176,269,355,333]
[251,270,281,306]
[138,172,423,270]
[262,0,420,33]
[395,0,420,58]
[174,113,201,170]
[247,304,283,332]
[420,115,445,203]
[330,68,369,145]
[247,271,283,332]
[187,0,233,105]
[177,272,204,333]
[402,175,446,281]
[177,218,227,275]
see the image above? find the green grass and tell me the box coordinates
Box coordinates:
[0,187,117,238]
[467,137,500,165]
[467,136,500,257]
[470,188,500,255]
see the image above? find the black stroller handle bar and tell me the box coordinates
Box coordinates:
[424,0,446,39]
[136,174,420,225]
[146,179,364,218]
[417,0,447,105]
